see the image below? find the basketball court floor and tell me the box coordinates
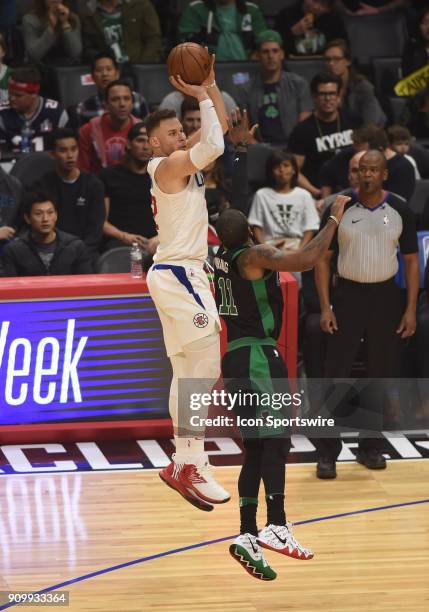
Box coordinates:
[0,434,428,612]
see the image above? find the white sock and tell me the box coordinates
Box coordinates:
[174,436,206,462]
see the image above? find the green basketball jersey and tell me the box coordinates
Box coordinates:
[213,245,283,343]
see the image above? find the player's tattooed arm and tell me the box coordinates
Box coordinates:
[238,223,335,275]
[238,195,351,276]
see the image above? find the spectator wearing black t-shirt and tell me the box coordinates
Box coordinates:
[288,72,359,197]
[100,122,158,253]
[319,124,381,197]
[34,128,105,258]
[320,124,416,201]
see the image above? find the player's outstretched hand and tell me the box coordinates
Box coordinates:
[330,194,351,224]
[169,74,209,102]
[226,108,258,145]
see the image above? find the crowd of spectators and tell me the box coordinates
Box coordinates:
[0,0,428,425]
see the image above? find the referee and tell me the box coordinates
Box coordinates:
[314,149,419,479]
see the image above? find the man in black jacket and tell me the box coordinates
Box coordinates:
[34,128,105,258]
[1,192,92,276]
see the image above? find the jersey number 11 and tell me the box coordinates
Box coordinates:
[217,277,238,316]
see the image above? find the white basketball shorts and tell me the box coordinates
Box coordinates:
[146,263,221,357]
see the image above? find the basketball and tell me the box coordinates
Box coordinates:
[167,43,211,85]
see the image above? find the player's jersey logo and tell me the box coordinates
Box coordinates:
[193,313,209,328]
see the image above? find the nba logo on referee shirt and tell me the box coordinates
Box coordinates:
[193,313,208,328]
[383,215,389,225]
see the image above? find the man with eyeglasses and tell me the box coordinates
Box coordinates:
[288,72,359,198]
[323,39,385,126]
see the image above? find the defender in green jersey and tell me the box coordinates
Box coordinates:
[214,194,349,579]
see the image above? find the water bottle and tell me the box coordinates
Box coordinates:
[20,121,34,154]
[130,242,143,278]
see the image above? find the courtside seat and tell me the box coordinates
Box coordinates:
[259,0,297,19]
[10,152,55,188]
[388,96,408,123]
[284,58,325,82]
[343,14,407,67]
[371,57,402,100]
[132,64,171,109]
[53,65,96,108]
[96,247,133,273]
[215,61,260,97]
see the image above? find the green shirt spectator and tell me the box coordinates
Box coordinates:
[81,0,162,64]
[179,0,267,60]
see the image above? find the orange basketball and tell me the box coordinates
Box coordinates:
[167,43,211,86]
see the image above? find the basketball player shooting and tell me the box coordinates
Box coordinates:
[145,51,230,512]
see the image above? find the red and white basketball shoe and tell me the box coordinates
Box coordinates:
[179,457,230,505]
[257,522,314,560]
[159,457,214,512]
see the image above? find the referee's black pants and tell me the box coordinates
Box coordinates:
[314,277,403,461]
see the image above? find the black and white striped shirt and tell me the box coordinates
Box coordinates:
[322,192,418,283]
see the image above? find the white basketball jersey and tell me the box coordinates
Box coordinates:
[148,157,208,265]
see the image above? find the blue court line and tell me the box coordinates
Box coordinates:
[1,497,428,610]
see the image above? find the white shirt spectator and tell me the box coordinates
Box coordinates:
[248,186,320,245]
